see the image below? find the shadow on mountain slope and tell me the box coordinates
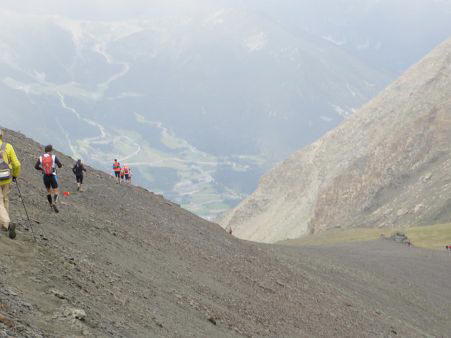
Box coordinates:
[1,129,450,337]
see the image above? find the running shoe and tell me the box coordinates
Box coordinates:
[8,223,16,239]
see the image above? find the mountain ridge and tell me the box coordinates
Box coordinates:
[220,37,451,243]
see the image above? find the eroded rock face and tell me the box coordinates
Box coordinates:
[221,38,451,243]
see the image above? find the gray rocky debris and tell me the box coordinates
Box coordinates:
[0,128,449,337]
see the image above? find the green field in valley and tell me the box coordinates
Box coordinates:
[281,223,451,250]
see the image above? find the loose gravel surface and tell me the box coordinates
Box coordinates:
[1,130,450,337]
[281,240,451,337]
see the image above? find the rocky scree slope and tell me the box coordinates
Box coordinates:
[0,129,443,337]
[220,37,451,243]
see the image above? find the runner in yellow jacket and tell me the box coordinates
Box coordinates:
[0,130,21,239]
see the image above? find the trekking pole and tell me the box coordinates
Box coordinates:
[14,179,37,242]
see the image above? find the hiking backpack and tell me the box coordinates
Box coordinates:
[0,142,11,181]
[42,154,55,176]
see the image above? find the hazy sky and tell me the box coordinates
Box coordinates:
[0,0,234,20]
[1,0,450,76]
[2,0,450,31]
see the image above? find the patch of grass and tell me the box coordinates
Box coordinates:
[406,223,451,250]
[281,223,451,250]
[280,227,393,246]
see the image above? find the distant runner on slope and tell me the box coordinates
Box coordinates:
[120,166,126,184]
[113,159,121,184]
[123,165,130,184]
[35,145,63,213]
[0,129,21,239]
[127,167,132,184]
[72,159,87,191]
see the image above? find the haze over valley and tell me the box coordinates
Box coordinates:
[1,0,450,218]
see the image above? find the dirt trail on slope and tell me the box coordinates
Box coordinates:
[0,129,450,337]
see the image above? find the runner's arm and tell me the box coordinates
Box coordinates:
[34,159,42,171]
[55,157,63,168]
[6,144,21,178]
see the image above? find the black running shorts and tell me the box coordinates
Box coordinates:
[43,174,58,189]
[76,174,83,184]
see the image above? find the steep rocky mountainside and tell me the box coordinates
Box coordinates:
[1,129,451,337]
[220,37,451,243]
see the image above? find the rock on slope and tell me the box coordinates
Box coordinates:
[1,129,450,336]
[220,37,451,243]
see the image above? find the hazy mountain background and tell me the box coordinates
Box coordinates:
[221,37,451,243]
[1,0,450,219]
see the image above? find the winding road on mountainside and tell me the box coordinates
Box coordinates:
[56,35,135,162]
[53,33,254,215]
